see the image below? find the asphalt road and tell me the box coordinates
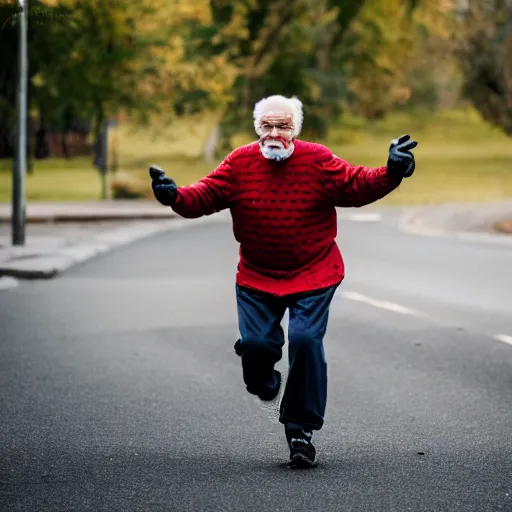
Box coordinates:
[1,210,512,512]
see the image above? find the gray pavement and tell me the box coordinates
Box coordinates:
[1,212,511,511]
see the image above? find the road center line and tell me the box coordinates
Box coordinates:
[494,334,512,346]
[340,291,423,317]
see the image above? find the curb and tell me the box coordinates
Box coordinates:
[0,213,177,223]
[398,203,512,246]
[0,201,177,224]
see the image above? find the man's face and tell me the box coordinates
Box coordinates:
[259,112,294,147]
[257,111,295,161]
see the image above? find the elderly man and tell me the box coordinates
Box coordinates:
[150,95,418,469]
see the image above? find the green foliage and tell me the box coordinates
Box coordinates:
[2,0,509,171]
[32,0,234,129]
[456,0,512,135]
[343,0,458,118]
[205,0,454,149]
[205,0,364,149]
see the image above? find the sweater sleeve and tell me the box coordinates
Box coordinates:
[171,155,236,219]
[317,147,402,208]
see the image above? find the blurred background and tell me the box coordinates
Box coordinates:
[0,0,511,206]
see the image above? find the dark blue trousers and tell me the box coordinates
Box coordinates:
[235,283,338,433]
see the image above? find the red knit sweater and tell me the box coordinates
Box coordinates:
[171,140,402,296]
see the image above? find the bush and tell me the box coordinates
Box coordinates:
[110,172,151,200]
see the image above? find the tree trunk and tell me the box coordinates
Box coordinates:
[61,130,69,159]
[0,128,15,159]
[93,103,110,200]
[35,126,49,159]
[203,122,220,162]
[27,114,33,174]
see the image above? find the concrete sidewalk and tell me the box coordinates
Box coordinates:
[398,200,512,240]
[0,220,179,280]
[0,201,180,280]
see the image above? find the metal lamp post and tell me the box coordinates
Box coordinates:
[12,0,28,245]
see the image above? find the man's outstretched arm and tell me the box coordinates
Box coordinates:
[319,135,418,207]
[149,156,236,219]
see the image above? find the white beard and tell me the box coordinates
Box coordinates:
[259,139,295,161]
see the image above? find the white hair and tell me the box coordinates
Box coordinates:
[253,95,303,138]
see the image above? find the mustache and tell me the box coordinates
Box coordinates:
[262,137,287,147]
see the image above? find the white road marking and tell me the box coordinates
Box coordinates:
[494,334,512,346]
[347,213,382,222]
[0,276,19,290]
[341,291,423,317]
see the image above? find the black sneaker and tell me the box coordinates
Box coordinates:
[288,436,317,469]
[257,370,281,402]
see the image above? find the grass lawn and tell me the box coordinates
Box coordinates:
[1,108,511,205]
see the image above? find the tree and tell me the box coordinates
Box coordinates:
[342,0,457,119]
[202,0,435,154]
[201,0,368,153]
[0,2,20,159]
[32,0,238,132]
[456,0,512,135]
[0,0,47,162]
[27,0,239,196]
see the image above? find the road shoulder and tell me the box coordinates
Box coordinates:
[398,200,512,244]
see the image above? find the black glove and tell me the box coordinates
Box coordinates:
[149,165,178,206]
[387,135,418,178]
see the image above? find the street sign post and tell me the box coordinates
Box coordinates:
[93,121,110,200]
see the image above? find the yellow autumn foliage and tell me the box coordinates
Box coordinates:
[346,0,459,117]
[33,0,239,127]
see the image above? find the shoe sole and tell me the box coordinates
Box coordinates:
[288,453,318,469]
